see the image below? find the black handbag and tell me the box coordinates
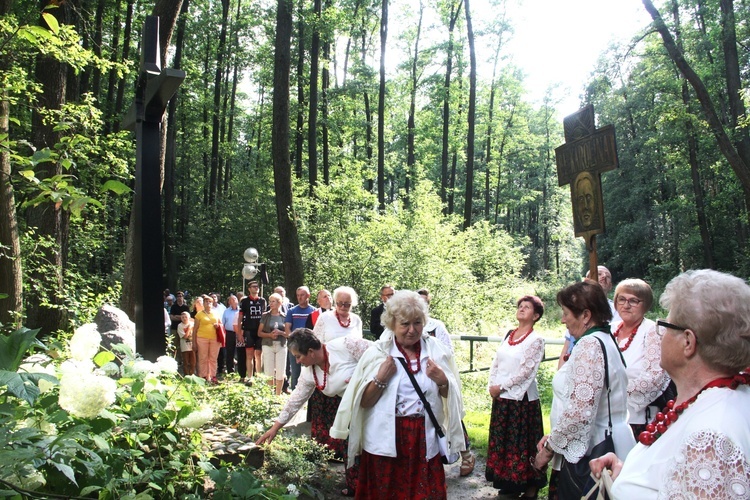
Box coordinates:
[558,336,616,500]
[396,357,460,465]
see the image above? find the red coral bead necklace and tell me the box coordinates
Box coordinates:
[312,346,329,390]
[638,374,750,446]
[508,327,533,346]
[614,319,643,352]
[335,311,351,328]
[395,339,421,374]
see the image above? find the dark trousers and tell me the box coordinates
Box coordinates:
[236,346,247,378]
[223,331,237,374]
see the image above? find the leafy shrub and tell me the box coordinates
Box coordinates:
[0,326,322,499]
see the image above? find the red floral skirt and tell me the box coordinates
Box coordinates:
[308,390,358,491]
[309,390,346,458]
[356,416,446,500]
[485,396,547,493]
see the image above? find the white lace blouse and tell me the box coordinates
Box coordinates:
[548,331,635,463]
[612,318,671,425]
[613,385,750,499]
[312,310,363,343]
[277,336,371,425]
[487,331,544,401]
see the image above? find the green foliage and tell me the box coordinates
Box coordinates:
[198,374,278,436]
[0,327,324,499]
[261,435,334,487]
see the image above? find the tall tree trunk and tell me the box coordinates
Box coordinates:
[322,26,331,185]
[26,0,73,336]
[0,0,21,327]
[719,0,750,230]
[114,0,135,131]
[642,0,750,214]
[362,26,374,191]
[209,0,230,206]
[308,0,322,194]
[440,0,461,212]
[484,33,502,219]
[225,0,242,193]
[104,0,122,133]
[294,0,305,179]
[377,0,388,210]
[670,0,714,268]
[91,0,105,99]
[272,0,304,291]
[405,1,423,206]
[462,0,477,230]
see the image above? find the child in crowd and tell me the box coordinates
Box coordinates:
[178,311,195,376]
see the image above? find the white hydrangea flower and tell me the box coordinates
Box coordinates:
[69,324,101,361]
[58,371,117,419]
[178,405,214,429]
[60,359,95,376]
[155,356,178,374]
[287,484,299,497]
[130,359,156,375]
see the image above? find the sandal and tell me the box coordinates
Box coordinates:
[459,453,475,476]
[341,487,355,497]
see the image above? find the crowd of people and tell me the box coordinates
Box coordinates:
[164,267,750,499]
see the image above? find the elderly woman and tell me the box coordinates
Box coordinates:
[611,279,671,436]
[193,295,222,384]
[256,328,371,496]
[533,281,635,498]
[312,286,363,342]
[258,293,288,395]
[331,290,465,499]
[589,270,750,498]
[486,296,547,498]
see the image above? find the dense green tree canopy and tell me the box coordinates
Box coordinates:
[1,0,748,335]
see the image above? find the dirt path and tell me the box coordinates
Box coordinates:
[285,412,508,499]
[319,452,504,499]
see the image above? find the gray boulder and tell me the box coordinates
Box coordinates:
[94,304,136,352]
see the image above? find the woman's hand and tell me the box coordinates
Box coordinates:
[488,384,502,399]
[425,358,448,387]
[376,355,397,382]
[589,452,623,481]
[361,356,396,408]
[255,421,283,446]
[531,435,553,471]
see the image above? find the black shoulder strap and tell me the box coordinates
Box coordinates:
[396,357,445,438]
[593,336,613,434]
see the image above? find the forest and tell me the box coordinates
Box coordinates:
[1,0,749,338]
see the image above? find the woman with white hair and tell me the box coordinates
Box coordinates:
[312,286,363,342]
[590,269,750,498]
[331,290,465,499]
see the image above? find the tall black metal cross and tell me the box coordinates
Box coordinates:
[554,105,618,280]
[121,16,185,361]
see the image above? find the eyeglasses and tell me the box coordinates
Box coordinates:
[616,296,643,307]
[656,318,700,345]
[337,302,352,308]
[382,293,394,298]
[656,319,688,332]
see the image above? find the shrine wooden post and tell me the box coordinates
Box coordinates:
[554,105,618,281]
[121,16,185,361]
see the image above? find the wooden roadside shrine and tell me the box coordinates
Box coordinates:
[554,105,618,281]
[121,16,185,361]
